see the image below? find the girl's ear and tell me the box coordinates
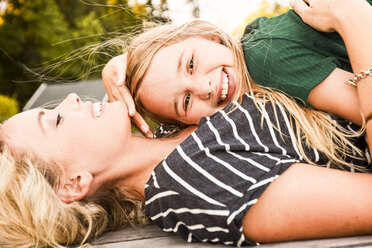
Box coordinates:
[58,171,93,203]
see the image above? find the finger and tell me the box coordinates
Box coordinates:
[103,78,118,102]
[132,112,153,138]
[106,89,118,103]
[108,86,122,102]
[290,0,310,16]
[119,86,136,116]
[116,73,126,87]
[109,85,134,115]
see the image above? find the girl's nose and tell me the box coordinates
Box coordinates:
[192,75,212,100]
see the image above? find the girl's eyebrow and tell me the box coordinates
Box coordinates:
[38,110,46,134]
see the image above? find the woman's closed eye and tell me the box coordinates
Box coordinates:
[56,113,63,127]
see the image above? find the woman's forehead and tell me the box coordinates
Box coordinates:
[1,109,46,148]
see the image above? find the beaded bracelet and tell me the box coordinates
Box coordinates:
[345,67,372,87]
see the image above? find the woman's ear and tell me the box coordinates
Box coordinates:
[58,171,93,203]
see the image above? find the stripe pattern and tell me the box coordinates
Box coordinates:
[145,93,371,246]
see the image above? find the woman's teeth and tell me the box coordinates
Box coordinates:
[93,102,102,117]
[221,72,229,101]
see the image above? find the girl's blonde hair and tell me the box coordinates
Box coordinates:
[0,128,145,248]
[125,20,364,170]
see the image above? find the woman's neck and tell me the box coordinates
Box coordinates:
[95,127,195,201]
[122,136,182,199]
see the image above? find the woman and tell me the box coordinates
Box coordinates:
[1,92,372,247]
[0,94,191,247]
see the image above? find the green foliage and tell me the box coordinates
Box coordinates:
[0,95,19,122]
[0,0,169,108]
[0,0,75,107]
[22,0,71,61]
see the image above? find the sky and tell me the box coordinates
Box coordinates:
[167,0,290,33]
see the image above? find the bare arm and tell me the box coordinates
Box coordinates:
[291,0,372,158]
[308,68,362,125]
[333,1,372,143]
[243,163,372,242]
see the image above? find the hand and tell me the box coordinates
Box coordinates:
[102,54,153,138]
[289,0,366,33]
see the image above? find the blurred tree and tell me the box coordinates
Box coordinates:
[0,0,168,109]
[0,94,18,122]
[233,0,290,37]
[131,0,170,23]
[187,0,200,18]
[0,0,72,107]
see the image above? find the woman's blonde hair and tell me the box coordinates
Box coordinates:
[0,127,146,248]
[125,20,364,170]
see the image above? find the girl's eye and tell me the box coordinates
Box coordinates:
[184,93,191,112]
[188,57,194,74]
[56,113,63,127]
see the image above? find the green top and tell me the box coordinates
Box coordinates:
[241,9,354,106]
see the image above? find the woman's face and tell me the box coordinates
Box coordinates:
[2,93,131,175]
[139,37,237,125]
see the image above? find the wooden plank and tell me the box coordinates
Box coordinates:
[91,224,372,248]
[92,224,172,244]
[93,236,226,248]
[259,235,372,247]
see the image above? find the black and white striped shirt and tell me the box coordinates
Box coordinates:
[145,93,371,246]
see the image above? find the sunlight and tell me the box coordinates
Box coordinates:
[167,0,290,33]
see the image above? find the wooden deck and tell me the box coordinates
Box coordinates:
[92,223,372,248]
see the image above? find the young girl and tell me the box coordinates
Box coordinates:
[102,0,372,134]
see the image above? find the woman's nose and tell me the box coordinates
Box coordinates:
[59,93,80,110]
[66,93,80,104]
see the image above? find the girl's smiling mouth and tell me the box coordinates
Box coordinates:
[218,68,236,105]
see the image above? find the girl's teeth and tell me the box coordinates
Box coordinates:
[220,72,229,101]
[223,75,228,84]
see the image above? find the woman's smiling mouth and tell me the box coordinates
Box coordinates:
[93,102,103,118]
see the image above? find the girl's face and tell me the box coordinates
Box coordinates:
[139,37,237,125]
[2,93,131,175]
